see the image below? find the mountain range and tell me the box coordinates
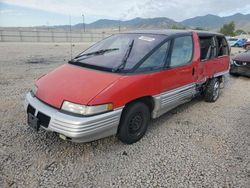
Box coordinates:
[181,13,250,31]
[73,17,184,30]
[49,13,250,32]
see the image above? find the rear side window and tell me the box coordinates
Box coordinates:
[199,36,216,61]
[217,37,229,56]
[169,36,193,67]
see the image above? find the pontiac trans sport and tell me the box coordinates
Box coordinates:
[25,30,230,144]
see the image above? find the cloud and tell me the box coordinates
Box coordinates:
[0,0,134,18]
[0,0,250,21]
[121,0,250,21]
[0,8,24,16]
[0,9,13,14]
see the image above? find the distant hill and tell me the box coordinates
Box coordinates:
[181,13,250,31]
[72,17,184,30]
[4,13,249,33]
[73,13,250,32]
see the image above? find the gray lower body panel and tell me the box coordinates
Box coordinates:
[152,83,196,118]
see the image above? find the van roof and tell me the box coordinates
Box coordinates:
[124,29,224,37]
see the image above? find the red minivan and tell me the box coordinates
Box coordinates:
[25,30,230,144]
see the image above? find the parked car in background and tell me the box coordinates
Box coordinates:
[243,40,250,50]
[230,49,250,77]
[227,37,246,47]
[24,30,230,144]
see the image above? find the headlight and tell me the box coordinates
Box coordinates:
[230,60,236,65]
[31,85,38,96]
[61,101,113,116]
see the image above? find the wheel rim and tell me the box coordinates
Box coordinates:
[128,112,143,136]
[213,81,220,100]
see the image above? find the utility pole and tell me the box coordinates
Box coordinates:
[47,21,50,31]
[69,15,72,59]
[82,14,85,32]
[119,20,121,33]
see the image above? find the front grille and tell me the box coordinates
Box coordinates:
[37,112,51,128]
[27,105,35,115]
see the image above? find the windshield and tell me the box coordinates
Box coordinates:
[71,33,167,72]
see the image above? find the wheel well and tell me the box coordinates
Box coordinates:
[206,76,223,84]
[217,76,224,83]
[117,96,155,134]
[125,96,155,113]
[200,76,223,94]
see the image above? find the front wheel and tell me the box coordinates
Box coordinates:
[204,78,220,102]
[117,102,150,144]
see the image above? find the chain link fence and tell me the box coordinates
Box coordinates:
[0,29,115,43]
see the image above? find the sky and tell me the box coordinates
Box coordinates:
[0,0,250,27]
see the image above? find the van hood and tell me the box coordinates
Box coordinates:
[35,64,122,108]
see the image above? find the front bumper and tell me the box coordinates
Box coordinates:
[230,65,250,77]
[24,92,123,143]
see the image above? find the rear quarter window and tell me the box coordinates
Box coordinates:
[199,36,216,61]
[217,36,229,56]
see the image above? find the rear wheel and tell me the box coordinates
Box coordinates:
[117,102,150,144]
[204,78,220,102]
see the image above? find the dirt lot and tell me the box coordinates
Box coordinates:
[0,43,249,187]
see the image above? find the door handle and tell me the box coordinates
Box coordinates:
[192,68,195,75]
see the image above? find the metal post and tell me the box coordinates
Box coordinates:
[51,30,54,42]
[36,30,40,42]
[119,20,121,33]
[66,32,68,42]
[19,30,22,42]
[81,31,83,42]
[91,32,93,42]
[0,30,3,42]
[82,14,85,32]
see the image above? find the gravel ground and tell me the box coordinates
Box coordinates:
[0,43,249,187]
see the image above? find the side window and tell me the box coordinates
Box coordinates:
[199,36,216,61]
[136,41,169,72]
[170,36,193,67]
[217,37,229,56]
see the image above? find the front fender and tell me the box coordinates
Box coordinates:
[88,73,160,108]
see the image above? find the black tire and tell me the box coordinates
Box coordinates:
[204,78,220,102]
[117,102,150,144]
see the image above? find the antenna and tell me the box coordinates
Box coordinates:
[69,15,73,60]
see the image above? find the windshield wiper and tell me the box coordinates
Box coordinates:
[74,48,119,60]
[112,40,134,72]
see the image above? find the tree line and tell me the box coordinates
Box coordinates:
[219,21,249,36]
[170,21,249,36]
